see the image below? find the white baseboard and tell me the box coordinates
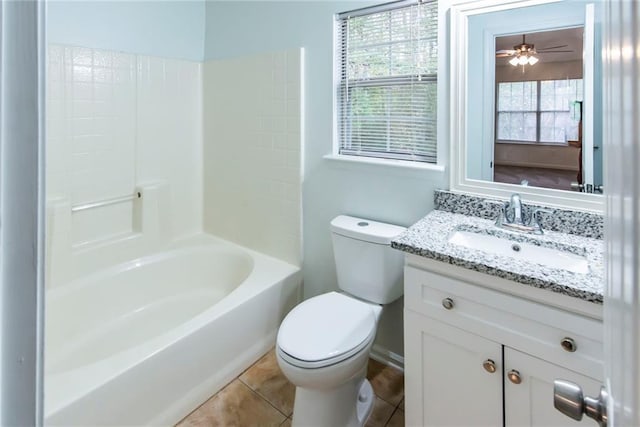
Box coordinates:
[370,344,404,372]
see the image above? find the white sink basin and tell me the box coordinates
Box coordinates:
[448,230,589,274]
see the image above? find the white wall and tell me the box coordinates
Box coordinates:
[203,49,302,266]
[204,1,448,358]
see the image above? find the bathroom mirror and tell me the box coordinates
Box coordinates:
[450,0,604,212]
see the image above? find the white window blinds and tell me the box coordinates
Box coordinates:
[336,0,438,163]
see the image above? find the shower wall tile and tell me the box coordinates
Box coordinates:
[203,49,303,266]
[47,45,137,245]
[136,56,203,238]
[46,44,202,251]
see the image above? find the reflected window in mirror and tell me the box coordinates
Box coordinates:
[452,0,604,211]
[496,79,583,144]
[493,27,586,192]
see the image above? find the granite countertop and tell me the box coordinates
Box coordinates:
[391,210,605,304]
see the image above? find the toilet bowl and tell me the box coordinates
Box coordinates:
[276,215,406,427]
[276,292,381,426]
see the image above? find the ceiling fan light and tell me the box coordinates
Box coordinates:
[518,55,528,65]
[509,57,519,66]
[528,55,539,65]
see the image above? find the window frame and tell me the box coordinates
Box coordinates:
[333,0,439,165]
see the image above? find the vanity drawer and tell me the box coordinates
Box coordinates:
[405,266,604,378]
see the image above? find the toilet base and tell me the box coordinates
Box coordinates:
[291,375,375,427]
[356,379,375,423]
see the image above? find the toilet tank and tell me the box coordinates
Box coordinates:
[330,215,407,304]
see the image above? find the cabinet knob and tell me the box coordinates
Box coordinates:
[442,298,455,310]
[482,359,497,373]
[561,337,577,352]
[508,369,522,384]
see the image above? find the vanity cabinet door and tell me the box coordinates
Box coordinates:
[504,347,602,427]
[405,310,503,427]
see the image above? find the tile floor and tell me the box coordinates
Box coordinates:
[177,349,405,427]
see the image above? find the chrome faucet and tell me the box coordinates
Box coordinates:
[491,194,551,234]
[505,193,525,226]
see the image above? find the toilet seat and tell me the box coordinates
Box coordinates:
[277,292,377,369]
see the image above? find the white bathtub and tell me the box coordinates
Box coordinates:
[44,233,301,426]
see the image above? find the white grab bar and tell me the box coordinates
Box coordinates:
[71,191,142,213]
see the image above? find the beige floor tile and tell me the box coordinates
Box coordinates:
[385,408,405,427]
[367,359,404,406]
[240,349,296,416]
[399,398,404,411]
[365,397,396,427]
[177,380,286,427]
[280,418,292,427]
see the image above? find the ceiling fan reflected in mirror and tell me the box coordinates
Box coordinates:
[496,34,574,67]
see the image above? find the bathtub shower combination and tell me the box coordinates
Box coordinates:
[45,40,303,425]
[44,188,301,425]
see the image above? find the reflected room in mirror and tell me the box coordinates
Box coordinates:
[492,28,600,193]
[456,0,604,208]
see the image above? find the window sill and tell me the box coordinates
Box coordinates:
[323,154,446,176]
[496,140,570,147]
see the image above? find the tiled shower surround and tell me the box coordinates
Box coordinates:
[203,50,303,266]
[46,45,302,286]
[46,45,202,247]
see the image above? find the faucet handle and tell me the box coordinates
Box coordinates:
[530,208,553,234]
[483,199,507,226]
[532,207,553,217]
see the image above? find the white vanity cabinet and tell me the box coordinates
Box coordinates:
[404,257,604,427]
[405,310,503,426]
[503,347,603,427]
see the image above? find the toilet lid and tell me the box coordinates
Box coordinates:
[277,292,376,364]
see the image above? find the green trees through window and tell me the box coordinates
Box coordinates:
[336,0,438,162]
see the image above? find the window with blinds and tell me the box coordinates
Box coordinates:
[336,0,438,163]
[496,79,583,144]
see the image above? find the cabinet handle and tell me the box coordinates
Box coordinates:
[442,298,455,310]
[508,369,522,384]
[482,359,497,373]
[561,337,577,352]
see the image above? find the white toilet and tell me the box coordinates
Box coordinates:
[276,215,406,427]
